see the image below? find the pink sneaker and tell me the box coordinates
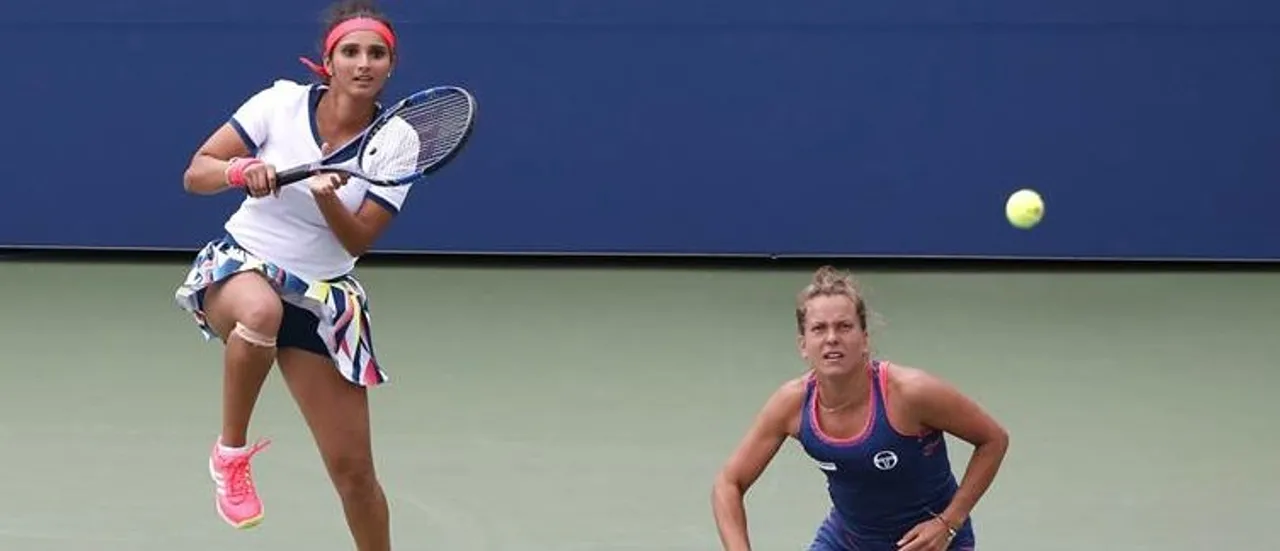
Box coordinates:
[208,437,271,529]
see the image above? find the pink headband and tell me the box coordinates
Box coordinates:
[299,17,397,80]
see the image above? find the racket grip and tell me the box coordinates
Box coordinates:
[275,166,318,186]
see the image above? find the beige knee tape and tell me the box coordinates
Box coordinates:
[232,322,277,348]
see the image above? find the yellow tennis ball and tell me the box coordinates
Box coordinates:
[1005,189,1044,229]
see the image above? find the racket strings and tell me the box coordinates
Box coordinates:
[395,93,473,169]
[366,127,419,180]
[360,90,474,183]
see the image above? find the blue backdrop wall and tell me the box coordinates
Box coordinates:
[3,1,1279,260]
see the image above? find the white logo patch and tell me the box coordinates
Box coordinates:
[872,450,899,471]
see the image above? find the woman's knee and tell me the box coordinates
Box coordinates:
[327,454,381,500]
[233,300,283,347]
[205,273,284,342]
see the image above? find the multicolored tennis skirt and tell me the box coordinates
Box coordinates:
[173,235,388,387]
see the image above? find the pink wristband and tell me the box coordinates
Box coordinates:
[225,157,263,188]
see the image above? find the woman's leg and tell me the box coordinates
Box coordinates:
[277,336,390,551]
[807,510,857,551]
[199,271,283,528]
[201,271,283,447]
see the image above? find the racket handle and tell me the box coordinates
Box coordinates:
[275,166,316,187]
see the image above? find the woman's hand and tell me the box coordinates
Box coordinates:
[240,161,278,198]
[896,517,956,551]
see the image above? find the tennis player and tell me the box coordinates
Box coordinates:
[174,1,404,548]
[711,266,1010,551]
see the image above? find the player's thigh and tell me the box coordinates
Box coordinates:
[806,532,849,551]
[807,513,855,551]
[276,346,375,477]
[202,272,285,339]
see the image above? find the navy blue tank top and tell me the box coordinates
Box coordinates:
[797,361,971,540]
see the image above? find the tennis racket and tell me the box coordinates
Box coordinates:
[275,85,476,187]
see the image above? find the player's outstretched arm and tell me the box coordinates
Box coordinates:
[711,379,804,551]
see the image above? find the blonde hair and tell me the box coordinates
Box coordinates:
[794,265,868,334]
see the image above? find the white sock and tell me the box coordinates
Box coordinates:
[218,438,249,455]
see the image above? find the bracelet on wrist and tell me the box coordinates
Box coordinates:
[930,512,959,539]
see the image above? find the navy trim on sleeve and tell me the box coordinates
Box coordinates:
[228,118,260,157]
[363,191,400,215]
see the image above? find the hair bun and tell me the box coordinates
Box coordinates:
[795,265,868,334]
[811,265,854,291]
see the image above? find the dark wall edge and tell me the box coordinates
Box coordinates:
[2,246,1276,273]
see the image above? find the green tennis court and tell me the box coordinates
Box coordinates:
[2,256,1276,550]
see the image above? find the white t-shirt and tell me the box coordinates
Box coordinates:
[222,79,413,281]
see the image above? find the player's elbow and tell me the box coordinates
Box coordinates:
[712,469,747,500]
[337,235,378,258]
[182,164,215,195]
[711,474,730,507]
[182,165,200,194]
[339,234,374,257]
[710,471,751,523]
[182,154,225,195]
[981,423,1010,454]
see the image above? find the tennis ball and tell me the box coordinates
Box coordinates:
[1005,188,1044,229]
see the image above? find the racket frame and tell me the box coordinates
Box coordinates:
[273,85,477,188]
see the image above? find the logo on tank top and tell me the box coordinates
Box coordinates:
[872,450,899,471]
